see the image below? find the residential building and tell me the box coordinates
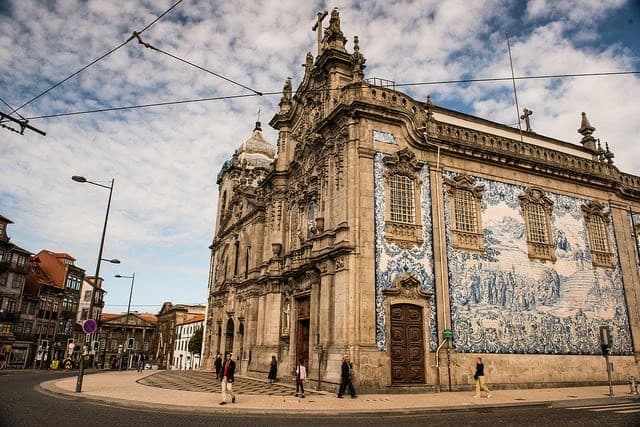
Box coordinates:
[0,215,31,367]
[22,260,65,368]
[98,312,157,370]
[77,276,106,324]
[155,302,206,369]
[172,314,204,370]
[203,10,640,392]
[34,250,85,362]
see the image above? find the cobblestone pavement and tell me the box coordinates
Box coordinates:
[137,370,317,396]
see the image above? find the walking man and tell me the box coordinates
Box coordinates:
[337,354,357,398]
[219,352,236,405]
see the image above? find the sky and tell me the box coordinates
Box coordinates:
[1,0,639,315]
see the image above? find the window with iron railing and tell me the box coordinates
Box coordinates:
[390,174,415,224]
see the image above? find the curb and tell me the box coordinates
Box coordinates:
[37,378,640,416]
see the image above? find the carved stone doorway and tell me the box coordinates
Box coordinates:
[390,304,425,384]
[295,297,311,366]
[225,318,234,355]
[216,324,222,354]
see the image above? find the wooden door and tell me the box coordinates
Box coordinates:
[296,297,310,365]
[390,304,425,384]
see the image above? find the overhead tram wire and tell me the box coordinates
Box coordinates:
[0,96,25,119]
[24,70,639,121]
[393,70,640,89]
[9,0,186,116]
[24,92,275,120]
[132,32,263,96]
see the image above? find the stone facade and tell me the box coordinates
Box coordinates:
[203,10,640,392]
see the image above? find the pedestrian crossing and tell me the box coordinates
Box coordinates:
[566,401,640,414]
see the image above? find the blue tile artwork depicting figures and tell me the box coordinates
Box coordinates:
[443,171,632,355]
[373,153,437,351]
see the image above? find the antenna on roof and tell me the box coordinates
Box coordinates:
[506,33,523,142]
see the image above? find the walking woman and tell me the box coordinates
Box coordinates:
[268,355,278,384]
[473,356,492,398]
[295,359,306,398]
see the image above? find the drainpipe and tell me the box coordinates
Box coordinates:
[434,338,447,393]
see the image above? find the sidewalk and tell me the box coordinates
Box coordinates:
[39,370,639,415]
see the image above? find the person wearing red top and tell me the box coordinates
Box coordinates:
[219,352,236,404]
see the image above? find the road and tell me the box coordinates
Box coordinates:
[1,370,639,426]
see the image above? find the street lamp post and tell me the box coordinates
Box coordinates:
[115,273,135,370]
[72,176,119,393]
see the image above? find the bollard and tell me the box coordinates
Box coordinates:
[629,376,639,395]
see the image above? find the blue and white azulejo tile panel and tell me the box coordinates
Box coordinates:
[444,171,632,355]
[374,153,437,351]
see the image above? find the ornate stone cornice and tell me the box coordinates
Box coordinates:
[382,274,432,300]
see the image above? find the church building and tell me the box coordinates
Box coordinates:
[202,9,640,392]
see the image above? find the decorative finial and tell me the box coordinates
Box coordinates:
[350,36,366,82]
[578,112,595,136]
[304,52,313,71]
[604,142,614,164]
[426,96,434,120]
[279,77,293,114]
[578,112,597,151]
[596,139,605,161]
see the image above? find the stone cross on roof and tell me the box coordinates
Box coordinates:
[312,11,328,56]
[520,108,533,132]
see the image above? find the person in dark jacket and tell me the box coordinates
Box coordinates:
[268,355,278,384]
[219,352,236,404]
[214,353,223,379]
[473,356,492,398]
[337,354,357,398]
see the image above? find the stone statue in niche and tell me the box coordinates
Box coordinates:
[308,220,317,236]
[282,299,290,334]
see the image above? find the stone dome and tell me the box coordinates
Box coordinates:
[236,122,276,161]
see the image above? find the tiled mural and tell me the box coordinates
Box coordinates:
[374,153,437,351]
[444,172,633,355]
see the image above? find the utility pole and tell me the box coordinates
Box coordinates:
[0,111,46,136]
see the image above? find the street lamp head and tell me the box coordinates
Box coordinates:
[115,274,123,278]
[72,175,87,183]
[109,259,121,264]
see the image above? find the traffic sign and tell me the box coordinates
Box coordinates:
[83,319,97,334]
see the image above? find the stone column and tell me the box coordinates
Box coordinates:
[610,200,640,366]
[430,165,451,339]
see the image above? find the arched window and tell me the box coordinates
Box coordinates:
[519,187,555,261]
[382,149,423,248]
[289,203,299,249]
[390,174,415,224]
[527,204,548,244]
[581,201,614,268]
[454,190,477,233]
[244,246,250,279]
[445,175,485,251]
